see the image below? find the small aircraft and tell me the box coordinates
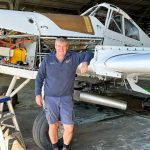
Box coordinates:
[0,2,150,150]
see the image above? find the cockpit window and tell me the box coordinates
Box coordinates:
[94,6,108,25]
[124,18,140,41]
[108,11,122,34]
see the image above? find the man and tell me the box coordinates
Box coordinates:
[35,37,93,150]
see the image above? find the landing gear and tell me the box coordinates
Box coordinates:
[0,86,18,111]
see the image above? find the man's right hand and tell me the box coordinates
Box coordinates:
[35,95,43,107]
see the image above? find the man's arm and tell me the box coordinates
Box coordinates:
[76,51,94,73]
[35,57,46,106]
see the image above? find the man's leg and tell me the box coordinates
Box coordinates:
[49,122,59,150]
[49,122,59,144]
[44,96,60,149]
[63,124,74,149]
[60,96,74,149]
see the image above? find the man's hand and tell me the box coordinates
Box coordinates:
[80,62,88,73]
[35,95,43,107]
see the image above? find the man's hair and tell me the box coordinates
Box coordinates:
[55,36,68,43]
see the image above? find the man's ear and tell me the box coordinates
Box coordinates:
[55,42,57,49]
[67,41,69,49]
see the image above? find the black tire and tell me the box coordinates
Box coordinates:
[32,110,63,150]
[0,86,19,111]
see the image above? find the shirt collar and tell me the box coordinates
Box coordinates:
[52,50,71,62]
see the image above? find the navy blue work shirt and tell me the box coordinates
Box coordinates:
[35,50,94,97]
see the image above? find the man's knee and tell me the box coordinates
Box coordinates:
[49,122,59,130]
[63,124,74,133]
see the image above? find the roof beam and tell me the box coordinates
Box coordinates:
[21,0,91,10]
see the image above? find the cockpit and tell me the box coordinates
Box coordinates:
[81,3,140,41]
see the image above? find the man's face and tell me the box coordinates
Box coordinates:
[55,41,69,57]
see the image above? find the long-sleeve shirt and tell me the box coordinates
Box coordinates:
[35,50,94,97]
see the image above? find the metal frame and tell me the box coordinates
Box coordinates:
[0,76,30,150]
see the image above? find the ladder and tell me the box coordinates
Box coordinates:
[0,76,27,150]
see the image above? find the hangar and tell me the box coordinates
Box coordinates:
[0,0,150,150]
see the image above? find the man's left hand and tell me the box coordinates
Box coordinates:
[80,62,88,73]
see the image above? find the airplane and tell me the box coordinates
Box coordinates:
[0,2,150,150]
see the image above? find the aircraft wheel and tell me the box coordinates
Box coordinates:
[32,110,63,150]
[0,86,18,111]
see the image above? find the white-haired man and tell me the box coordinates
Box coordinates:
[35,37,93,150]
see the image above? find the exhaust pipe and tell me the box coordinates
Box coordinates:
[80,92,127,110]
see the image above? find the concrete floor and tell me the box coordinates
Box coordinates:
[1,74,150,150]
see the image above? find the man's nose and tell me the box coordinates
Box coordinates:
[59,47,63,50]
